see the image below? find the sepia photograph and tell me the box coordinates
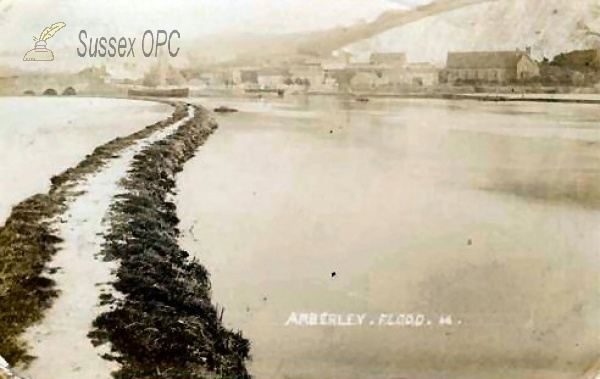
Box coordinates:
[0,0,598,378]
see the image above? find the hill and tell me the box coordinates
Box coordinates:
[186,0,498,65]
[187,0,600,67]
[345,0,600,63]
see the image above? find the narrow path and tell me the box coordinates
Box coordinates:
[21,107,194,379]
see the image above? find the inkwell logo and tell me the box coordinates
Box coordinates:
[23,22,66,61]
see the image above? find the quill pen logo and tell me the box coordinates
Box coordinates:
[23,22,66,61]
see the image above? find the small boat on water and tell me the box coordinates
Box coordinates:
[214,105,239,113]
[355,96,370,102]
[128,87,189,98]
[245,88,285,97]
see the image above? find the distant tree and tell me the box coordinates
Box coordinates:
[551,50,599,71]
[538,64,571,86]
[330,70,356,91]
[438,70,449,84]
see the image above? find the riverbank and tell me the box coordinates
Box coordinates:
[0,99,249,378]
[0,102,184,367]
[22,105,194,379]
[453,92,600,103]
[189,87,600,104]
[366,92,600,104]
[340,91,600,104]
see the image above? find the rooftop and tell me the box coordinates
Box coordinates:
[370,52,407,64]
[446,51,534,69]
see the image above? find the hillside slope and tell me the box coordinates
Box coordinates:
[345,0,600,63]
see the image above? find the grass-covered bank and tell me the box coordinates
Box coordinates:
[88,105,250,379]
[0,102,187,366]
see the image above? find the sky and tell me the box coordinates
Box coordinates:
[0,0,430,70]
[0,0,433,53]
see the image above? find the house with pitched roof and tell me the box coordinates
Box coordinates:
[368,52,408,86]
[405,62,441,86]
[445,49,540,84]
[256,68,290,88]
[290,60,326,88]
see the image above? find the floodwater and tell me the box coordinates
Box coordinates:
[177,96,600,379]
[0,97,172,222]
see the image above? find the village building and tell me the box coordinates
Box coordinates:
[256,68,289,89]
[142,62,186,87]
[313,52,355,90]
[369,52,408,86]
[197,72,228,87]
[349,64,390,90]
[350,71,380,90]
[322,58,349,72]
[378,67,406,86]
[370,52,407,67]
[445,49,540,84]
[240,69,259,84]
[227,68,247,85]
[332,50,354,65]
[290,60,326,89]
[404,63,441,86]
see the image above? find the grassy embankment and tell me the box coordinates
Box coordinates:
[88,105,250,379]
[0,102,187,365]
[0,102,250,379]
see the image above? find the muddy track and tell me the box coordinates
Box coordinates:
[0,101,249,378]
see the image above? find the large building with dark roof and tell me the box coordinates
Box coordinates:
[445,50,540,84]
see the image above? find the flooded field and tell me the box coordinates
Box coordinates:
[0,97,172,221]
[178,96,600,379]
